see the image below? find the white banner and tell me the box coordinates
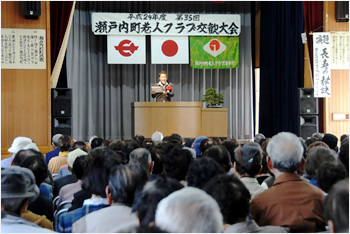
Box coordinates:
[92,13,240,36]
[313,32,331,98]
[1,28,46,69]
[151,36,189,64]
[330,32,349,70]
[107,35,146,64]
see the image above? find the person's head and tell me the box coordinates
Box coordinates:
[338,138,349,173]
[67,148,88,171]
[234,144,262,177]
[70,141,87,151]
[254,133,266,145]
[324,179,349,233]
[203,145,232,173]
[158,71,167,84]
[71,155,87,180]
[163,145,193,181]
[305,138,317,147]
[1,166,39,215]
[203,174,251,225]
[304,146,337,178]
[52,134,62,148]
[317,161,348,193]
[133,135,145,146]
[186,157,225,189]
[8,136,33,155]
[266,132,304,173]
[16,151,48,186]
[166,133,183,145]
[322,133,339,152]
[123,139,141,163]
[151,131,163,145]
[91,137,103,149]
[132,175,184,226]
[129,148,153,174]
[155,187,223,233]
[192,136,208,157]
[199,138,215,156]
[81,147,121,197]
[58,135,73,152]
[340,134,348,144]
[306,141,330,155]
[312,132,324,141]
[221,139,239,164]
[108,164,149,206]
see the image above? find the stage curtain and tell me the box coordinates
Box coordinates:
[303,1,324,133]
[50,1,74,88]
[259,2,304,137]
[66,1,254,141]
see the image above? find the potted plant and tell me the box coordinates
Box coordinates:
[201,88,224,108]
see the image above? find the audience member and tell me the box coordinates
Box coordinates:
[234,144,266,199]
[304,146,336,188]
[254,133,266,145]
[317,161,348,193]
[186,157,225,189]
[48,135,72,174]
[165,133,183,145]
[221,139,239,164]
[338,138,349,173]
[155,187,223,233]
[45,134,62,164]
[70,141,87,151]
[151,131,164,145]
[322,133,339,153]
[1,166,54,233]
[2,136,32,168]
[250,132,326,232]
[324,179,349,233]
[123,139,141,163]
[150,142,168,175]
[312,132,324,141]
[204,174,288,233]
[191,136,207,157]
[133,134,145,146]
[199,138,215,156]
[204,145,232,173]
[132,175,184,226]
[305,137,317,147]
[90,137,103,149]
[72,164,149,232]
[340,134,348,144]
[58,149,88,204]
[57,147,121,233]
[129,148,154,176]
[306,141,330,155]
[162,145,193,182]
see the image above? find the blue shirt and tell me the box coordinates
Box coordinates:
[45,148,60,164]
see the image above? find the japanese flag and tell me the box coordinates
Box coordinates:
[107,35,146,64]
[151,36,189,64]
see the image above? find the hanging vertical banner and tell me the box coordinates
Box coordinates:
[151,36,189,64]
[330,32,349,69]
[313,32,331,97]
[107,35,146,64]
[190,36,239,69]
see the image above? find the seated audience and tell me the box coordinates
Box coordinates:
[203,145,232,173]
[306,141,330,155]
[155,187,223,233]
[57,147,121,233]
[221,138,239,164]
[304,146,336,188]
[123,139,141,163]
[13,150,54,222]
[129,148,154,176]
[1,166,54,233]
[317,161,348,194]
[254,133,266,146]
[191,136,207,158]
[2,136,33,168]
[90,137,103,149]
[199,138,215,156]
[132,175,184,226]
[312,132,324,141]
[322,133,339,153]
[151,131,163,145]
[204,174,288,233]
[338,137,349,173]
[186,157,225,189]
[58,149,88,204]
[234,144,266,199]
[72,164,149,232]
[132,134,145,146]
[45,134,62,164]
[250,132,326,232]
[48,135,73,174]
[324,179,349,233]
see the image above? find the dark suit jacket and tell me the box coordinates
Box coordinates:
[53,174,78,198]
[28,193,54,221]
[151,82,174,102]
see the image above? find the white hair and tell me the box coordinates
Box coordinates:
[155,187,223,233]
[266,132,303,172]
[151,131,163,144]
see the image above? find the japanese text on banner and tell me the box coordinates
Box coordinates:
[313,32,331,98]
[92,13,240,36]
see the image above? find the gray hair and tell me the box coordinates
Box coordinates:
[155,187,223,233]
[129,148,152,172]
[266,132,303,173]
[1,198,27,215]
[151,131,163,144]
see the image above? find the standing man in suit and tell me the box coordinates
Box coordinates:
[151,71,174,102]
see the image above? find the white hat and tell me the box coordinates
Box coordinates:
[8,137,33,154]
[67,148,88,168]
[152,131,163,144]
[22,142,40,152]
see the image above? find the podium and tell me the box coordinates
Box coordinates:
[132,102,228,138]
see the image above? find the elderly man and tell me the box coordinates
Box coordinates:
[155,187,223,233]
[250,132,326,232]
[1,136,33,168]
[129,148,154,176]
[1,167,54,233]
